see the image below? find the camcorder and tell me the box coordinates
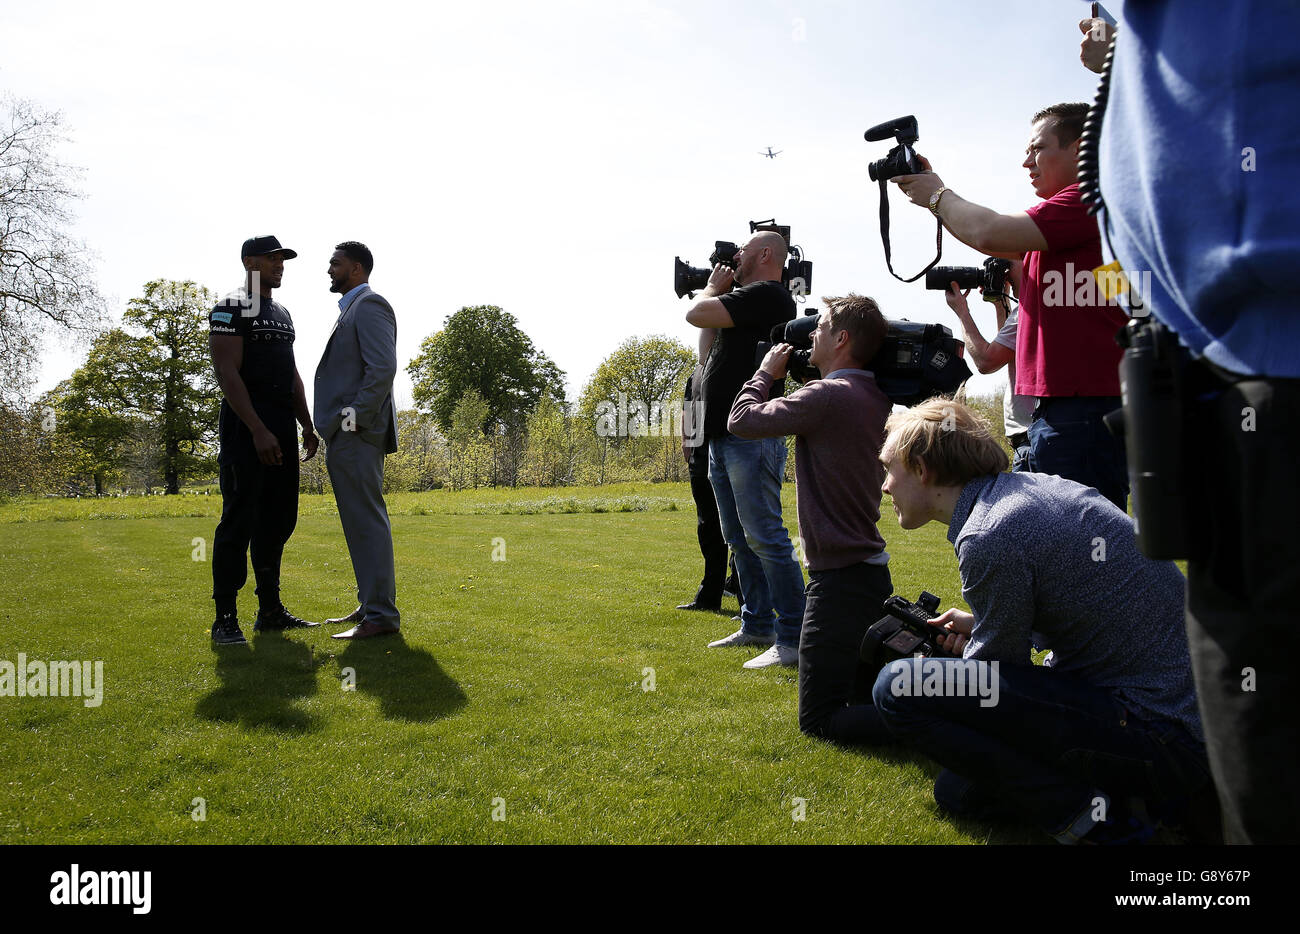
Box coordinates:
[860,591,956,673]
[674,219,813,299]
[755,311,972,406]
[924,257,1012,302]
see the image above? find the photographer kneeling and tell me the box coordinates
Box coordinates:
[871,399,1216,843]
[728,295,895,742]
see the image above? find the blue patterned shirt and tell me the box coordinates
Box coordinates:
[947,471,1202,741]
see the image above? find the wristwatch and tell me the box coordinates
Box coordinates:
[928,186,949,216]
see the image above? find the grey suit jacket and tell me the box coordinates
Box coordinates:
[314,284,399,453]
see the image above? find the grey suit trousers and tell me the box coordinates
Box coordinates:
[325,430,399,629]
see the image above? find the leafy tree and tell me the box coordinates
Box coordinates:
[123,280,220,492]
[407,305,564,434]
[55,281,220,494]
[520,395,575,487]
[0,399,66,497]
[577,334,695,439]
[50,336,135,494]
[448,389,492,490]
[0,94,105,405]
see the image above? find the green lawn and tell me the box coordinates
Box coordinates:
[0,482,1033,844]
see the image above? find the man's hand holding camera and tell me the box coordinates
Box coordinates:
[704,262,735,297]
[759,342,793,380]
[927,607,973,656]
[890,154,945,209]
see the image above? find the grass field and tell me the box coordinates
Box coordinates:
[0,482,1038,844]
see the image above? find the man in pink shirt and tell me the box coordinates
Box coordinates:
[892,103,1130,509]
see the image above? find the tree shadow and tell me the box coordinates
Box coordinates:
[195,631,322,733]
[337,636,467,722]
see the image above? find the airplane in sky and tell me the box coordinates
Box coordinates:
[759,146,782,159]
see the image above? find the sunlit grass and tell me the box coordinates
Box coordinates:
[0,482,1036,843]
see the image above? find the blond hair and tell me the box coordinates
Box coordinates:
[881,394,1008,486]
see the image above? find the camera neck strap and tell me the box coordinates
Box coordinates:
[878,177,943,283]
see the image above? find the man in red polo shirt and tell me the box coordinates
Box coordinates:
[892,103,1130,509]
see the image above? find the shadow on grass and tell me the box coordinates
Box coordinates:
[338,637,467,722]
[838,741,1042,845]
[195,630,322,734]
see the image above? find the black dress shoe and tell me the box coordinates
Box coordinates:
[325,606,365,625]
[676,601,723,612]
[253,606,320,631]
[331,620,400,640]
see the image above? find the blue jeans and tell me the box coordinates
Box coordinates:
[872,658,1212,839]
[1028,396,1128,511]
[708,434,806,648]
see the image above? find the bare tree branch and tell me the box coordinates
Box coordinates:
[0,93,106,405]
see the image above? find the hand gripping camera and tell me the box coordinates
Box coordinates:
[756,311,972,406]
[860,591,956,673]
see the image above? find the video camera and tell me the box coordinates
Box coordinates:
[674,219,813,299]
[924,258,1012,303]
[756,311,971,406]
[860,591,957,673]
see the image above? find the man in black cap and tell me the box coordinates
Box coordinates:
[207,235,320,645]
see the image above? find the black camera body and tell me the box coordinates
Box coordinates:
[865,115,924,182]
[674,242,739,298]
[756,312,971,406]
[924,258,1011,302]
[674,219,813,299]
[860,591,955,672]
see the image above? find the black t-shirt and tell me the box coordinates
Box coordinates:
[700,280,796,438]
[208,291,297,437]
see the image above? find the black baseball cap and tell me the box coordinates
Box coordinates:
[241,235,298,260]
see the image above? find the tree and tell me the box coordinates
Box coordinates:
[0,94,105,406]
[520,395,576,487]
[406,305,565,435]
[0,399,67,497]
[58,280,220,494]
[578,334,695,439]
[47,365,133,496]
[448,389,492,490]
[123,280,220,493]
[576,335,695,483]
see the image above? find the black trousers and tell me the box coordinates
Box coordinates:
[798,562,895,744]
[1185,371,1300,843]
[212,416,299,613]
[688,462,728,606]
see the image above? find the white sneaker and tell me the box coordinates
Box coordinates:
[742,644,799,669]
[707,628,775,649]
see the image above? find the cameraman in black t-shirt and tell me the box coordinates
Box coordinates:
[684,231,805,669]
[207,235,320,646]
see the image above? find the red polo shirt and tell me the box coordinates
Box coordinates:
[1016,184,1128,397]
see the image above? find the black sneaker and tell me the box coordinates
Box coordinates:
[253,606,320,631]
[211,616,248,645]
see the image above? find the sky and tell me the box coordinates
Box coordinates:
[4,0,1108,412]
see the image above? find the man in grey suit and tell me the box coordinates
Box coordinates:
[315,241,401,639]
